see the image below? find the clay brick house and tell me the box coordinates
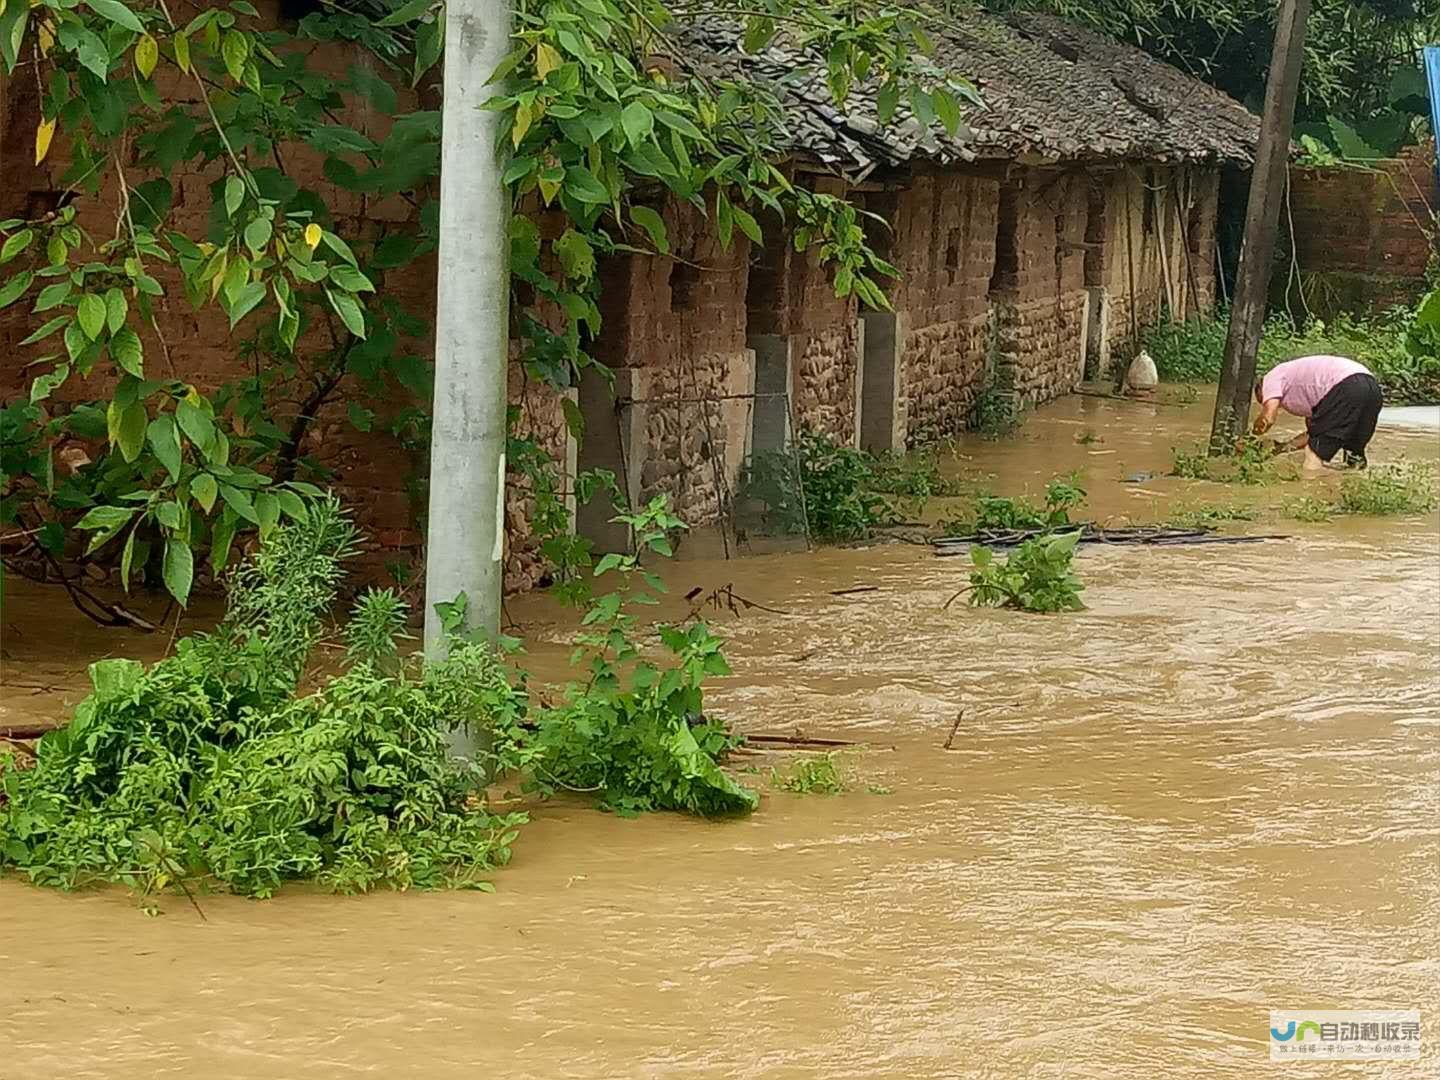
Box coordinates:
[0,6,1257,588]
[578,13,1258,554]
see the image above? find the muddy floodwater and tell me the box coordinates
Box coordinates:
[3,393,1438,1078]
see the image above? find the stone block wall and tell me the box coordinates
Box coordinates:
[1283,141,1437,316]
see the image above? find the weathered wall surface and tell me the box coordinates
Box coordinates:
[882,170,998,444]
[590,200,754,528]
[1283,141,1437,316]
[746,179,861,446]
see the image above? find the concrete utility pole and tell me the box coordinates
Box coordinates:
[1208,0,1310,449]
[424,0,512,675]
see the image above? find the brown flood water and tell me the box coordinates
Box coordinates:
[3,393,1438,1078]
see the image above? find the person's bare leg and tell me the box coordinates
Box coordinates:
[1302,446,1328,474]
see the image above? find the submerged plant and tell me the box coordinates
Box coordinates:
[1167,502,1259,528]
[770,752,855,795]
[968,531,1085,613]
[946,473,1086,533]
[1337,461,1439,516]
[1282,495,1336,523]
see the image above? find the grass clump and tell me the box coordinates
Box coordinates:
[1282,496,1335,522]
[1337,461,1438,515]
[770,752,854,795]
[1167,502,1259,528]
[968,530,1085,613]
[1170,437,1276,485]
[944,474,1085,534]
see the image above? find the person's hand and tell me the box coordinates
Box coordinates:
[1271,438,1292,454]
[1252,414,1272,435]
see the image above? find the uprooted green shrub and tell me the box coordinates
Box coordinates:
[0,498,527,898]
[522,498,758,817]
[967,530,1085,613]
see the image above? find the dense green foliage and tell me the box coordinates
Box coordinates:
[770,752,854,795]
[0,499,526,897]
[0,0,970,612]
[0,494,758,899]
[967,530,1085,613]
[998,0,1436,128]
[526,498,758,816]
[1171,436,1275,484]
[1143,307,1440,405]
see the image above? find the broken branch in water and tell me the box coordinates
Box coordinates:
[685,582,791,620]
[831,585,879,596]
[943,709,965,750]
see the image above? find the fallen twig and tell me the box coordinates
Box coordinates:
[943,709,965,750]
[830,585,879,596]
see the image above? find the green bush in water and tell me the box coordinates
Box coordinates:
[968,531,1085,613]
[0,497,526,898]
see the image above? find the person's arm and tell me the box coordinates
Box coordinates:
[1251,397,1282,435]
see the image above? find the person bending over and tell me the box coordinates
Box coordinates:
[1253,354,1383,471]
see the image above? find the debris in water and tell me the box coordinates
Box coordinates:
[932,525,1291,553]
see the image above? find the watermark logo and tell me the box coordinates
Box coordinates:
[1269,1010,1421,1061]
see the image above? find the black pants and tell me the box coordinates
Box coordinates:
[1306,373,1383,463]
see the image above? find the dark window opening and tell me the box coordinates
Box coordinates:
[989,183,1020,296]
[1142,169,1157,237]
[945,228,961,285]
[670,261,700,312]
[1054,210,1066,278]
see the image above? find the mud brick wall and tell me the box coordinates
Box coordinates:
[747,178,860,445]
[881,170,999,443]
[1284,141,1437,316]
[0,1,579,589]
[987,168,1089,406]
[591,199,753,526]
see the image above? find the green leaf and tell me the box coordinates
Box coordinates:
[254,491,280,538]
[110,327,144,376]
[85,0,145,32]
[731,205,762,245]
[221,29,249,82]
[327,264,374,293]
[163,538,194,606]
[134,32,158,78]
[34,282,72,312]
[326,289,367,339]
[120,528,137,591]
[147,414,181,481]
[621,101,653,146]
[933,89,962,136]
[629,206,668,253]
[30,363,70,403]
[243,217,273,254]
[77,294,107,340]
[226,281,267,328]
[715,188,734,250]
[224,175,245,218]
[219,483,259,523]
[154,500,182,530]
[655,110,704,140]
[0,4,29,72]
[1,229,34,263]
[76,504,136,531]
[175,399,216,454]
[412,17,443,85]
[0,269,32,309]
[109,400,148,462]
[553,228,595,283]
[210,510,238,573]
[275,489,308,521]
[105,287,128,333]
[876,80,899,124]
[192,472,218,513]
[65,320,91,363]
[378,0,433,26]
[564,167,611,205]
[321,230,360,267]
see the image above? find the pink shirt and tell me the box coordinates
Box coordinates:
[1259,355,1369,417]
